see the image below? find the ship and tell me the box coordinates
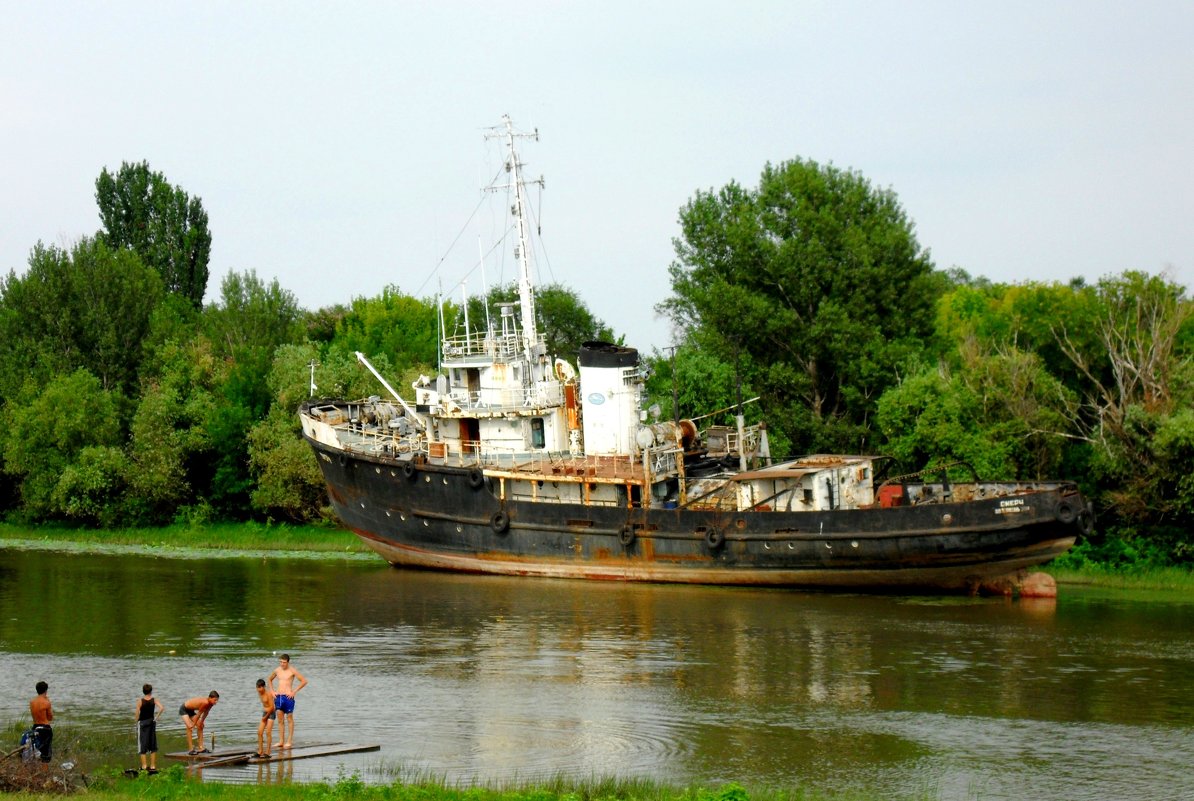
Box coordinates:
[299,117,1089,595]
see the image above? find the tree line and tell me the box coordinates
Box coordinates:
[3,160,1190,567]
[654,158,1193,568]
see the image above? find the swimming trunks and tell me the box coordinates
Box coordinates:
[32,725,52,763]
[275,694,295,714]
[262,709,277,721]
[138,720,158,754]
[179,703,197,717]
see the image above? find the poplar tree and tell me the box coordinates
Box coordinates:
[96,160,212,309]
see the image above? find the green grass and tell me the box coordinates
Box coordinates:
[0,521,369,556]
[14,770,932,801]
[1,723,932,801]
[1046,563,1194,592]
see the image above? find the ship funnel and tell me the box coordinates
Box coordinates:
[578,341,640,455]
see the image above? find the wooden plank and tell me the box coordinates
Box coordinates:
[189,753,252,769]
[166,741,344,762]
[246,743,380,764]
[166,748,255,761]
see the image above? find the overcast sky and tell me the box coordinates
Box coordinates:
[3,1,1191,351]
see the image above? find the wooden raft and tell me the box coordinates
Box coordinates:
[167,742,379,769]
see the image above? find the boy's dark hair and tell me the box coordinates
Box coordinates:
[143,683,152,695]
[208,690,220,699]
[256,679,266,688]
[35,681,47,694]
[280,653,291,661]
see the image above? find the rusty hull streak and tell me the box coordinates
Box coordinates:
[350,526,1075,589]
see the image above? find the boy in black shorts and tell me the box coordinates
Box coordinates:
[135,683,164,772]
[178,691,219,754]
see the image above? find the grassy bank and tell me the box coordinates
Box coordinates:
[1,724,920,801]
[7,763,921,801]
[0,522,368,556]
[1043,563,1194,592]
[10,768,924,801]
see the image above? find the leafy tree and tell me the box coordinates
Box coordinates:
[333,287,440,374]
[1049,271,1194,557]
[660,159,939,453]
[1,369,123,520]
[645,345,739,423]
[0,238,164,399]
[1056,271,1192,453]
[126,338,220,524]
[248,343,328,522]
[248,410,327,522]
[95,161,212,308]
[248,341,413,522]
[936,281,1105,396]
[304,303,349,344]
[53,445,131,527]
[205,270,304,364]
[312,341,409,401]
[876,345,1078,480]
[200,270,304,517]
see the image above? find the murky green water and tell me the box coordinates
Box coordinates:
[0,545,1191,799]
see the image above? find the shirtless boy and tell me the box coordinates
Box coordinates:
[178,691,219,755]
[267,653,307,749]
[254,679,276,759]
[30,681,53,769]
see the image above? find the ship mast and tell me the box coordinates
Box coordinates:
[487,115,544,363]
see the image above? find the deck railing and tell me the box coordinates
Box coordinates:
[441,333,521,362]
[446,381,564,412]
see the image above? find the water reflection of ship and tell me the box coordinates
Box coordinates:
[329,567,1060,715]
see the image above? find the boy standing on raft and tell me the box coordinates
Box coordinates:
[267,653,307,749]
[254,679,276,759]
[178,691,219,755]
[135,683,164,772]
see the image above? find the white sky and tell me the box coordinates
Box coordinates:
[2,1,1191,352]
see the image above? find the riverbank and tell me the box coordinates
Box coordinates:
[0,522,369,558]
[10,767,926,801]
[1,724,919,800]
[1044,564,1194,592]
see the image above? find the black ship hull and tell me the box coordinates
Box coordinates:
[307,439,1081,591]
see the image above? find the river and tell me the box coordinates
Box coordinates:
[0,544,1191,800]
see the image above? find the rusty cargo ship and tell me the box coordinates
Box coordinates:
[299,118,1088,593]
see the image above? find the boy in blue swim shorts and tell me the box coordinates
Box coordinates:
[267,654,307,749]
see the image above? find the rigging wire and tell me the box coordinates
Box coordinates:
[523,193,555,285]
[413,162,507,298]
[417,131,553,323]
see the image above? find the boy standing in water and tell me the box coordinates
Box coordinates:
[29,681,53,770]
[267,653,307,749]
[135,683,164,773]
[254,679,275,759]
[178,691,219,755]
